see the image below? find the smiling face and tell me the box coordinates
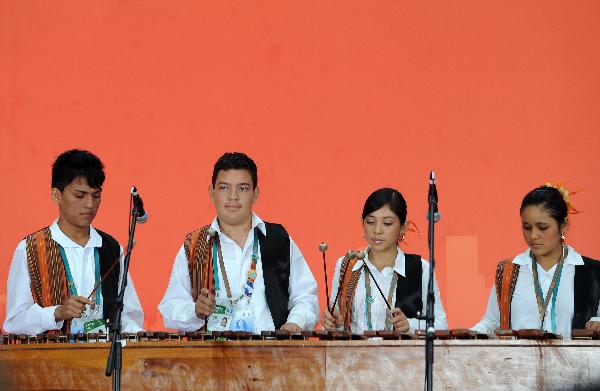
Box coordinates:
[362,204,407,253]
[52,177,102,231]
[521,204,566,259]
[209,169,259,227]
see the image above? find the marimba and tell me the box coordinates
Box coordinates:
[1,329,599,390]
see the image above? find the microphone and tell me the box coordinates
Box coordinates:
[426,171,440,223]
[130,186,149,224]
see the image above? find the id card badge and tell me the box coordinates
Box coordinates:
[231,299,255,332]
[83,303,106,335]
[207,297,235,332]
[71,304,106,340]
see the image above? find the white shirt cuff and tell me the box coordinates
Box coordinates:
[408,318,424,332]
[121,320,143,333]
[285,312,307,330]
[42,305,64,331]
[187,302,206,331]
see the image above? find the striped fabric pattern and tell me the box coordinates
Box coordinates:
[336,255,361,332]
[495,259,520,330]
[184,225,214,302]
[25,228,69,308]
[24,227,70,334]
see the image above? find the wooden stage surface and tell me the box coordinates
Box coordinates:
[1,339,600,390]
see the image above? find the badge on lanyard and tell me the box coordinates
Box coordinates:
[71,302,106,337]
[231,298,255,332]
[208,229,259,333]
[207,297,235,332]
[59,245,106,339]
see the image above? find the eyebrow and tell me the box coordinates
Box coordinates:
[366,215,397,219]
[216,182,252,187]
[73,189,101,193]
[522,221,550,226]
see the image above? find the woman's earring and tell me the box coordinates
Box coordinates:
[560,232,566,243]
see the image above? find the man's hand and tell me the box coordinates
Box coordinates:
[322,309,343,330]
[280,322,302,333]
[390,308,410,332]
[195,288,216,318]
[585,320,600,331]
[54,296,92,321]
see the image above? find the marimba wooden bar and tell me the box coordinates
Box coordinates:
[1,331,599,390]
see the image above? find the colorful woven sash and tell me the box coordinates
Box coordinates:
[336,255,361,332]
[184,225,215,301]
[24,227,70,333]
[495,259,520,330]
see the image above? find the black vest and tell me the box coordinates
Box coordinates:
[394,254,423,318]
[95,230,121,328]
[256,222,291,329]
[572,256,600,329]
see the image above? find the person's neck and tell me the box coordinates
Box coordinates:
[218,217,253,249]
[368,247,398,272]
[57,218,90,247]
[535,246,564,272]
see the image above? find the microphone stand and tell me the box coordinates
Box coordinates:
[424,171,438,391]
[105,193,140,391]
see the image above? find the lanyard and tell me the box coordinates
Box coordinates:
[58,245,102,307]
[363,265,398,331]
[212,228,259,304]
[530,249,565,333]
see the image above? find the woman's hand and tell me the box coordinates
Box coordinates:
[322,308,343,330]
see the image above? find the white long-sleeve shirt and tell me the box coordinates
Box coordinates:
[330,247,448,333]
[158,214,319,332]
[471,246,600,338]
[3,220,144,335]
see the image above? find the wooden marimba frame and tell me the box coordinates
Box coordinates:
[1,329,599,390]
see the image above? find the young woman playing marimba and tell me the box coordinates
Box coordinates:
[472,184,600,338]
[321,188,448,333]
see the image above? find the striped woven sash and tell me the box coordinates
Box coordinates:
[336,255,361,332]
[25,227,70,333]
[184,225,215,302]
[495,259,520,330]
[25,228,69,308]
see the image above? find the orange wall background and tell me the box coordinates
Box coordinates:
[1,1,600,331]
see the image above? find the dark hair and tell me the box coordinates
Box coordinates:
[520,185,568,226]
[212,152,258,189]
[362,188,407,224]
[51,149,105,191]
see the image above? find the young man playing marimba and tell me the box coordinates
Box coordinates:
[3,149,144,335]
[159,152,319,333]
